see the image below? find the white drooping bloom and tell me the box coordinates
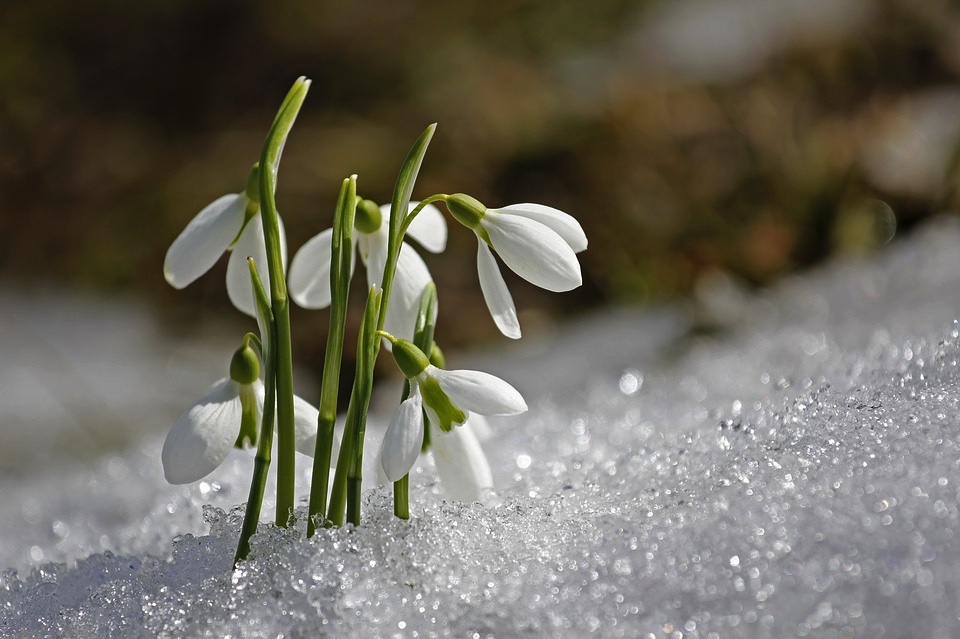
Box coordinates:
[447,195,587,339]
[377,336,526,483]
[161,379,329,485]
[430,416,493,502]
[288,201,446,340]
[163,167,287,318]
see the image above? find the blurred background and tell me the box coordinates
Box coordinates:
[3,0,960,383]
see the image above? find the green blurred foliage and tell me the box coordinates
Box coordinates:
[2,0,960,358]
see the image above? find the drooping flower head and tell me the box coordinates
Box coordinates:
[163,163,287,318]
[288,200,446,340]
[445,194,587,339]
[376,333,526,482]
[161,338,327,484]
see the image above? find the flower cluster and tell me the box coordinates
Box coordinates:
[376,333,526,496]
[160,78,587,561]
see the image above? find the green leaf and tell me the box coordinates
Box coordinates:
[388,123,437,245]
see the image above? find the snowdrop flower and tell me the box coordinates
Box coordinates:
[288,200,446,340]
[161,342,327,484]
[445,194,587,339]
[377,333,526,482]
[163,163,287,318]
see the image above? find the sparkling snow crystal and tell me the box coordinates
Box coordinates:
[4,217,960,637]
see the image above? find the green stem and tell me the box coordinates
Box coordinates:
[234,342,276,566]
[273,302,296,526]
[392,283,438,518]
[258,77,310,526]
[393,474,410,519]
[307,176,357,537]
[235,258,277,566]
[398,194,448,238]
[326,396,356,527]
[329,288,378,527]
[347,288,380,525]
[329,124,436,527]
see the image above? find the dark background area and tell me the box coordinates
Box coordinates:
[3,0,960,369]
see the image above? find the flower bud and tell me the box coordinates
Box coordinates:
[385,335,431,379]
[446,193,487,230]
[355,198,383,234]
[229,343,261,385]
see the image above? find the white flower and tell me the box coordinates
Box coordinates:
[163,170,287,318]
[288,201,446,340]
[447,195,587,339]
[161,377,329,484]
[377,336,526,482]
[431,416,493,502]
[378,384,425,482]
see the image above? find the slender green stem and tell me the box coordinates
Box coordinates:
[326,395,356,527]
[329,124,437,526]
[392,283,438,519]
[308,176,357,537]
[393,475,410,519]
[393,377,413,519]
[398,194,448,238]
[258,77,310,526]
[272,304,296,526]
[347,288,380,525]
[235,258,277,566]
[329,287,379,526]
[234,342,276,565]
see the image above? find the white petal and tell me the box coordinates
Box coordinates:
[482,214,581,292]
[497,203,587,252]
[466,413,492,442]
[161,378,242,484]
[430,366,527,416]
[431,423,493,502]
[382,243,435,341]
[288,228,335,309]
[378,388,425,481]
[404,202,447,253]
[226,215,288,317]
[358,225,389,289]
[164,194,247,289]
[477,242,521,339]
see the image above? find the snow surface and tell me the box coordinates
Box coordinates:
[4,217,960,637]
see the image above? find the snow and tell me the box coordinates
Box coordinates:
[4,217,960,637]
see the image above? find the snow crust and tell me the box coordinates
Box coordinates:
[4,217,960,637]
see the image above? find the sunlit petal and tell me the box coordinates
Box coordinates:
[430,367,527,416]
[378,387,425,481]
[358,225,389,290]
[432,423,493,502]
[497,203,588,253]
[226,215,287,317]
[288,228,335,309]
[161,378,242,484]
[164,194,246,289]
[403,202,447,253]
[477,242,520,339]
[482,214,581,292]
[466,413,492,442]
[383,243,434,340]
